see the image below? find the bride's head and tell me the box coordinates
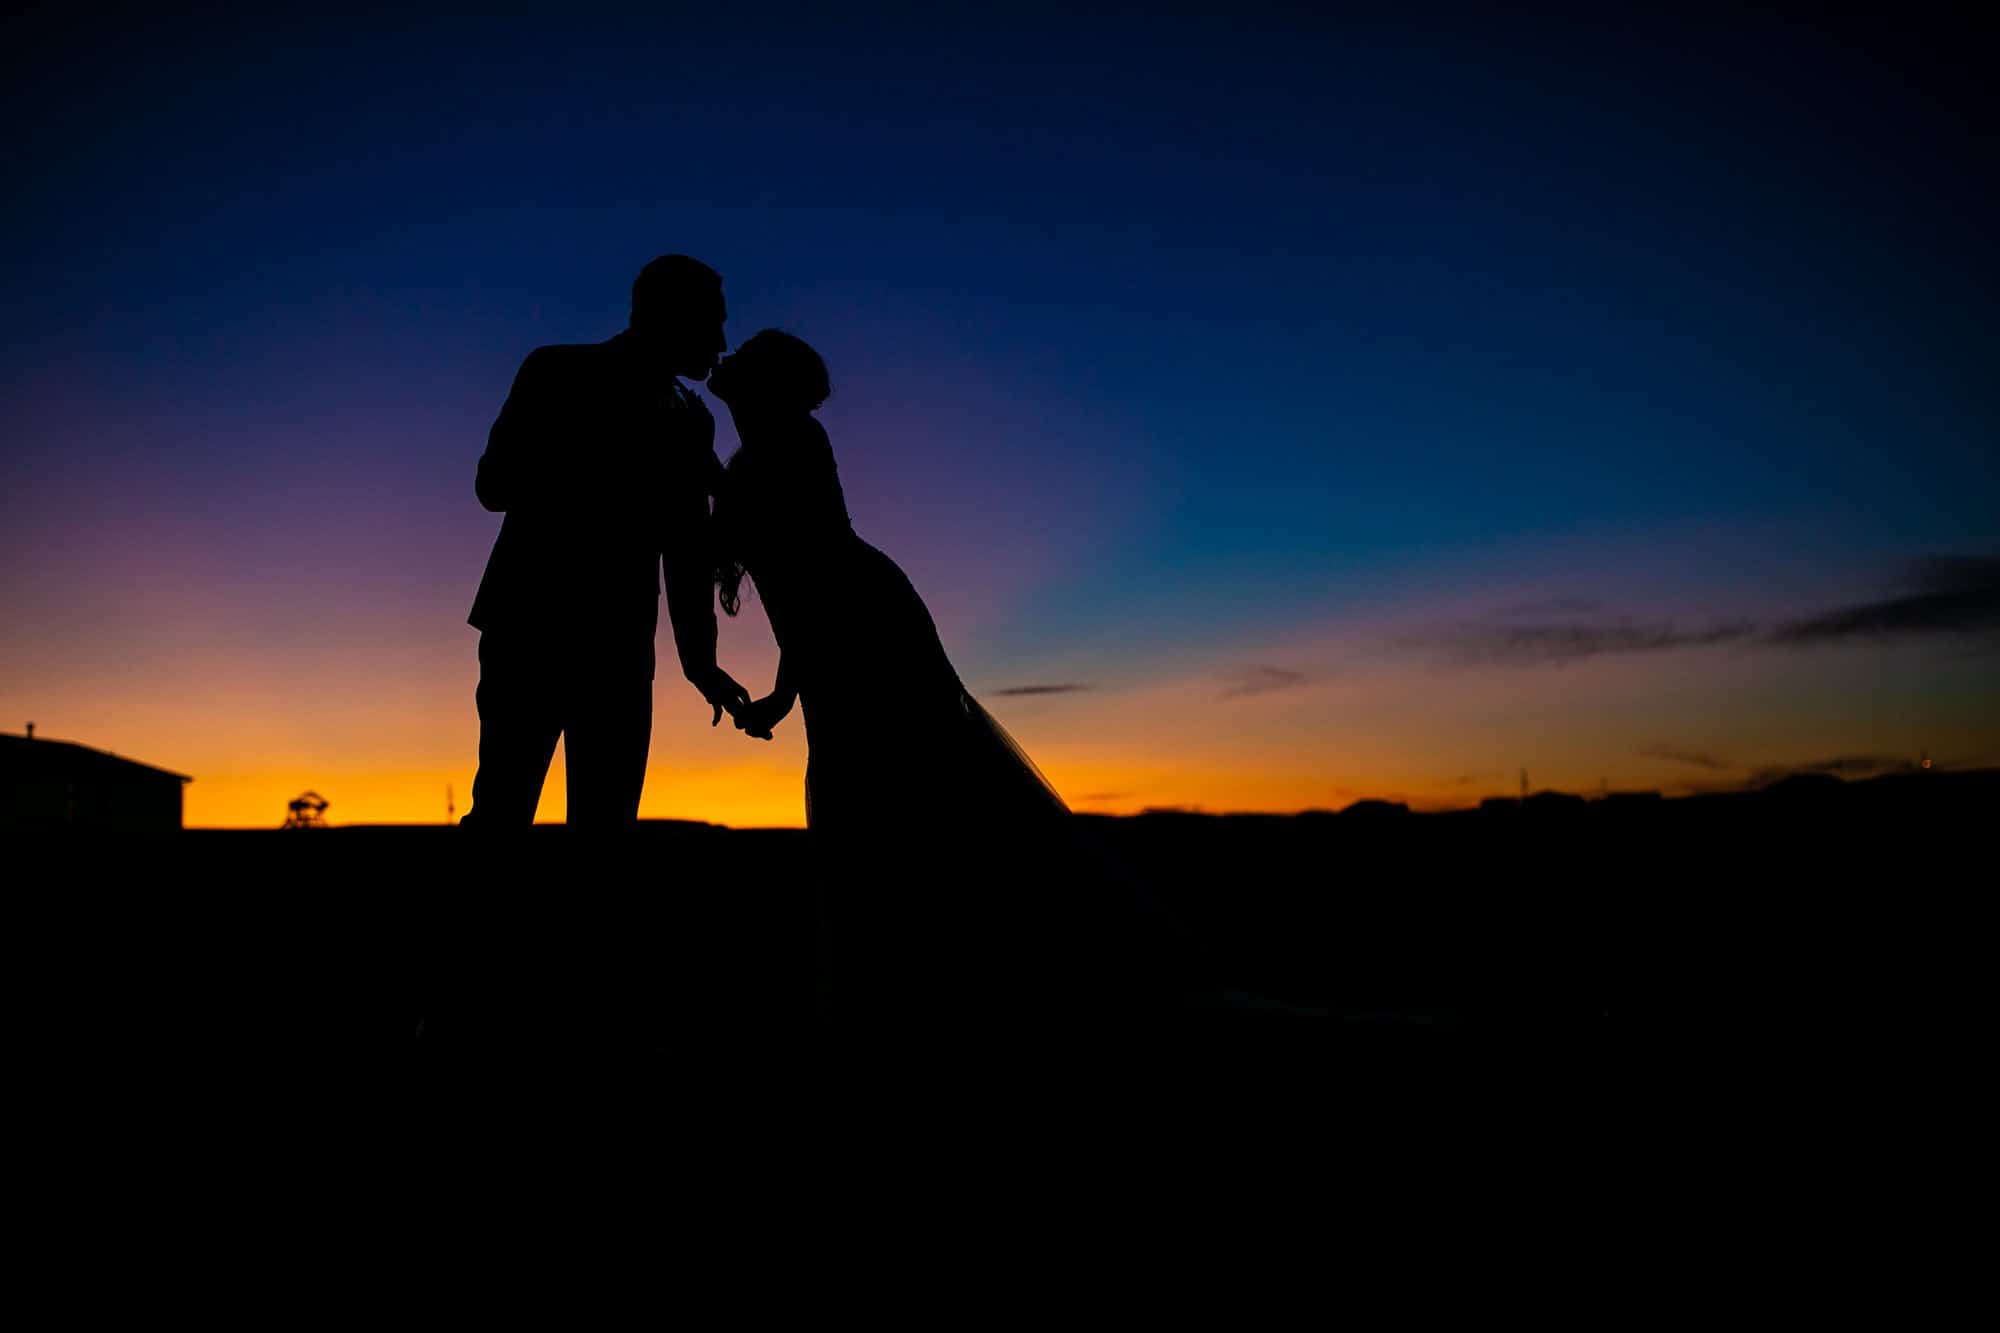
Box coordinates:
[707,329,831,418]
[710,330,834,618]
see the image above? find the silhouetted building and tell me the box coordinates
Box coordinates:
[1,731,191,833]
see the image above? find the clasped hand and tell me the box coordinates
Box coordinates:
[694,667,785,740]
[728,693,787,741]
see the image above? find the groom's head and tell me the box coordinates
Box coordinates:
[630,254,726,381]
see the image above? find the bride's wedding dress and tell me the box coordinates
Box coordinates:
[717,417,1202,1029]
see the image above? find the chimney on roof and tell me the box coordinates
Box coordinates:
[24,723,32,740]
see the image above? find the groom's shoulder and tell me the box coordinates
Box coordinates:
[511,340,610,389]
[520,340,603,368]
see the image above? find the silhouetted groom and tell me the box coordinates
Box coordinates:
[463,255,751,828]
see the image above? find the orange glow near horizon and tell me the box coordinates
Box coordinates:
[9,552,1993,830]
[17,619,1972,829]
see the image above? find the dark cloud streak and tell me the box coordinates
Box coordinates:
[1497,596,1604,617]
[1221,665,1308,698]
[1641,744,1734,771]
[1773,555,2000,644]
[1418,553,2000,669]
[1745,755,1914,787]
[1419,619,1756,667]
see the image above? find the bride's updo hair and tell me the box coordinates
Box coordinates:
[708,329,831,413]
[710,329,835,617]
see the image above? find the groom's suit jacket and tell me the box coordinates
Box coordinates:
[468,332,720,683]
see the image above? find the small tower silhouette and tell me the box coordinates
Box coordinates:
[282,791,330,829]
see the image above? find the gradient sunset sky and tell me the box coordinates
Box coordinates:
[4,6,1995,826]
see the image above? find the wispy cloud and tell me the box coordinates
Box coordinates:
[1075,791,1133,803]
[1773,555,2000,644]
[1414,617,1756,667]
[1496,596,1604,617]
[1412,552,1999,669]
[991,683,1092,696]
[1220,664,1308,698]
[1640,744,1734,771]
[1744,754,1915,787]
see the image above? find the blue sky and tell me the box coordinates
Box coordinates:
[4,5,1994,822]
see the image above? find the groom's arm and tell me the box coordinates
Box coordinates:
[475,349,555,513]
[663,423,720,683]
[662,507,718,685]
[663,488,751,723]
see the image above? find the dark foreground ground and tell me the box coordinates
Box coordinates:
[15,769,1985,1181]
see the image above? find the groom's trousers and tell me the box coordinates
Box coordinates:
[462,629,653,829]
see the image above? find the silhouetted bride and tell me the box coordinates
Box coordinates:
[709,331,1201,1031]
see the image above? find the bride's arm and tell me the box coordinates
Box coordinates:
[735,654,797,740]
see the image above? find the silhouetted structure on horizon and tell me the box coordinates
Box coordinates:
[283,791,331,829]
[1,730,190,832]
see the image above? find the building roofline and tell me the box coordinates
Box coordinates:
[0,732,193,783]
